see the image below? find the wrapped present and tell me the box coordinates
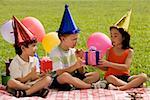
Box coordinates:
[84,50,101,66]
[40,57,52,73]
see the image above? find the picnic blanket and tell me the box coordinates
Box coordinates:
[0,84,150,100]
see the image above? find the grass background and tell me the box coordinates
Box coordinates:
[0,0,149,85]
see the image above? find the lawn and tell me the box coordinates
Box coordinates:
[0,0,149,85]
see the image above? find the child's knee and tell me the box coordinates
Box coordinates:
[105,75,116,83]
[61,72,71,78]
[91,72,100,80]
[58,72,71,81]
[56,72,72,84]
[44,76,52,85]
[7,79,17,88]
[140,73,148,81]
[106,75,114,80]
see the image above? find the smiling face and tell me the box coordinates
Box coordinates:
[110,28,123,47]
[60,34,79,49]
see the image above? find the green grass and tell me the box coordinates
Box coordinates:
[0,0,149,85]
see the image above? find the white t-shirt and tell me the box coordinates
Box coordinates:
[49,46,77,71]
[9,55,40,79]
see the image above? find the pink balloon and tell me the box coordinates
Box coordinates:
[87,32,112,58]
[21,17,45,42]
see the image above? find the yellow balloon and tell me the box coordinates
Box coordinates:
[42,32,60,53]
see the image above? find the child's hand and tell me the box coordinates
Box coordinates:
[98,59,110,67]
[75,57,85,69]
[41,69,52,76]
[30,66,39,80]
[76,49,84,59]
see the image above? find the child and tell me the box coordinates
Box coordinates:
[6,16,52,98]
[97,26,148,90]
[48,5,100,90]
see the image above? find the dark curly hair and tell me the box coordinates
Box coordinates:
[14,38,37,55]
[110,26,133,49]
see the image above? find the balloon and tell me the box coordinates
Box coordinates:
[0,20,15,44]
[87,32,112,58]
[21,17,45,42]
[42,32,60,53]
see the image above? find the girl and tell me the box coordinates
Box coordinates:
[97,26,147,90]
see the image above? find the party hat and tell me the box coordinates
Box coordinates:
[13,16,35,45]
[114,9,132,31]
[57,4,80,34]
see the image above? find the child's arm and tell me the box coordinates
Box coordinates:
[99,49,133,70]
[16,67,39,83]
[56,57,85,75]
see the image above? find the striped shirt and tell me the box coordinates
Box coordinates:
[49,46,77,71]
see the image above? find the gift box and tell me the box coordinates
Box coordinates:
[84,50,100,65]
[40,57,52,73]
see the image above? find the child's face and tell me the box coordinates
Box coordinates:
[110,28,123,47]
[61,34,79,48]
[22,43,37,57]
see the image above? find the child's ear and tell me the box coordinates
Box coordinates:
[61,36,65,41]
[60,36,63,40]
[21,45,25,50]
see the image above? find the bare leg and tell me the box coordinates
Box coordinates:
[57,72,91,89]
[106,75,127,86]
[26,76,52,95]
[118,73,148,91]
[7,76,52,95]
[83,72,100,84]
[7,79,31,90]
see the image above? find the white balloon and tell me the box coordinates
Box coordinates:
[0,20,15,44]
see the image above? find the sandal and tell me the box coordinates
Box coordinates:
[13,90,26,98]
[40,88,49,98]
[6,86,26,97]
[32,88,49,98]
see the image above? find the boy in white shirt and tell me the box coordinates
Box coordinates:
[7,16,52,98]
[49,5,100,91]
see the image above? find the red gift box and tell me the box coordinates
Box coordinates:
[40,57,52,73]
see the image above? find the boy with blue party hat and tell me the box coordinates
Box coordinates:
[49,4,100,90]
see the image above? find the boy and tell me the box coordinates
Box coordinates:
[49,5,100,91]
[7,16,52,98]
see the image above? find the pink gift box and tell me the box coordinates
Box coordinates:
[40,57,52,73]
[84,50,100,65]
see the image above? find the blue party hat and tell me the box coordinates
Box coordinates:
[57,4,80,34]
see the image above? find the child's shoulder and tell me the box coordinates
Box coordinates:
[9,55,20,67]
[49,46,61,56]
[128,48,134,55]
[128,48,133,52]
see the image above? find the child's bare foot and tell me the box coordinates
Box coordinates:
[108,84,119,90]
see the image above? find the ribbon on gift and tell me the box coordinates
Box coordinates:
[84,46,100,65]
